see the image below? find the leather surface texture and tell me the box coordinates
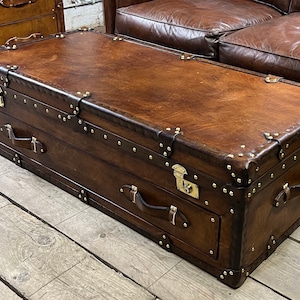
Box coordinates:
[115,0,281,58]
[219,13,300,82]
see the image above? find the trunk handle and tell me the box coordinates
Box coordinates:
[121,185,189,229]
[274,183,300,208]
[0,124,46,154]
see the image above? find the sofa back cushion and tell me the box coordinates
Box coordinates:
[289,0,300,12]
[254,0,290,13]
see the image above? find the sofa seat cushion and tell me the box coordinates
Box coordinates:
[219,13,300,82]
[115,0,281,58]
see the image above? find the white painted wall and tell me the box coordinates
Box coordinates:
[63,0,104,31]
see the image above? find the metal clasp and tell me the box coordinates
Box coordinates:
[169,205,178,225]
[172,164,199,199]
[0,87,4,107]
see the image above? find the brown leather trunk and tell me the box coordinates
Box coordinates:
[0,31,299,288]
[0,0,64,46]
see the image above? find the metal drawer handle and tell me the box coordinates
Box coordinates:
[0,123,46,154]
[121,185,189,229]
[274,183,300,208]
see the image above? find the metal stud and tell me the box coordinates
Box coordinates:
[229,191,234,197]
[210,217,215,223]
[149,155,153,160]
[209,250,214,255]
[270,173,274,179]
[227,165,232,170]
[13,94,17,99]
[103,134,108,140]
[90,129,95,134]
[230,209,234,214]
[132,147,137,152]
[204,200,209,206]
[167,146,172,152]
[117,141,122,146]
[212,183,217,188]
[33,103,38,108]
[166,244,170,249]
[223,188,227,194]
[159,143,164,148]
[45,108,49,113]
[257,182,262,188]
[194,175,198,180]
[294,155,297,161]
[237,178,242,184]
[165,162,170,167]
[282,164,286,169]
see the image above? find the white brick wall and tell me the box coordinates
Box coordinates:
[63,0,104,31]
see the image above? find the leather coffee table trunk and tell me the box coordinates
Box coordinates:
[0,31,299,288]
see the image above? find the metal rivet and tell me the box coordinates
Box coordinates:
[229,191,234,197]
[248,179,252,184]
[257,182,262,188]
[162,235,167,239]
[58,114,62,119]
[204,200,209,206]
[120,188,124,193]
[282,164,286,169]
[149,155,153,160]
[159,143,164,148]
[167,146,172,152]
[242,268,245,273]
[209,250,214,255]
[194,175,198,180]
[78,119,83,124]
[268,245,271,250]
[90,129,95,134]
[223,271,227,276]
[238,153,243,157]
[270,173,274,179]
[117,141,122,146]
[229,271,234,276]
[286,143,289,149]
[166,244,170,249]
[252,188,256,194]
[70,104,74,109]
[67,115,71,120]
[165,162,170,167]
[132,147,137,152]
[159,241,163,245]
[23,99,27,104]
[62,117,67,122]
[103,134,108,140]
[210,217,215,223]
[230,209,234,214]
[45,108,49,113]
[251,247,255,252]
[256,167,260,172]
[237,178,242,184]
[248,192,252,198]
[163,151,168,157]
[223,188,227,194]
[220,275,224,279]
[183,223,188,228]
[294,155,297,161]
[212,183,217,188]
[13,94,17,99]
[83,126,88,131]
[227,165,232,170]
[231,172,236,178]
[33,103,37,108]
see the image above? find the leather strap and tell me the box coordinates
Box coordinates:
[122,185,189,229]
[274,183,300,208]
[0,123,46,154]
[0,0,37,7]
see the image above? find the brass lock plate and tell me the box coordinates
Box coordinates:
[172,164,199,199]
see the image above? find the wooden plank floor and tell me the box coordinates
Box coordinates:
[0,155,299,300]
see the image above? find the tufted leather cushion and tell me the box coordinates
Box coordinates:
[115,0,281,58]
[289,0,300,12]
[219,13,300,82]
[254,0,291,13]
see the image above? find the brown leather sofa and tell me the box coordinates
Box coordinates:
[104,0,300,83]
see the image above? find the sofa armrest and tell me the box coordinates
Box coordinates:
[104,0,152,33]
